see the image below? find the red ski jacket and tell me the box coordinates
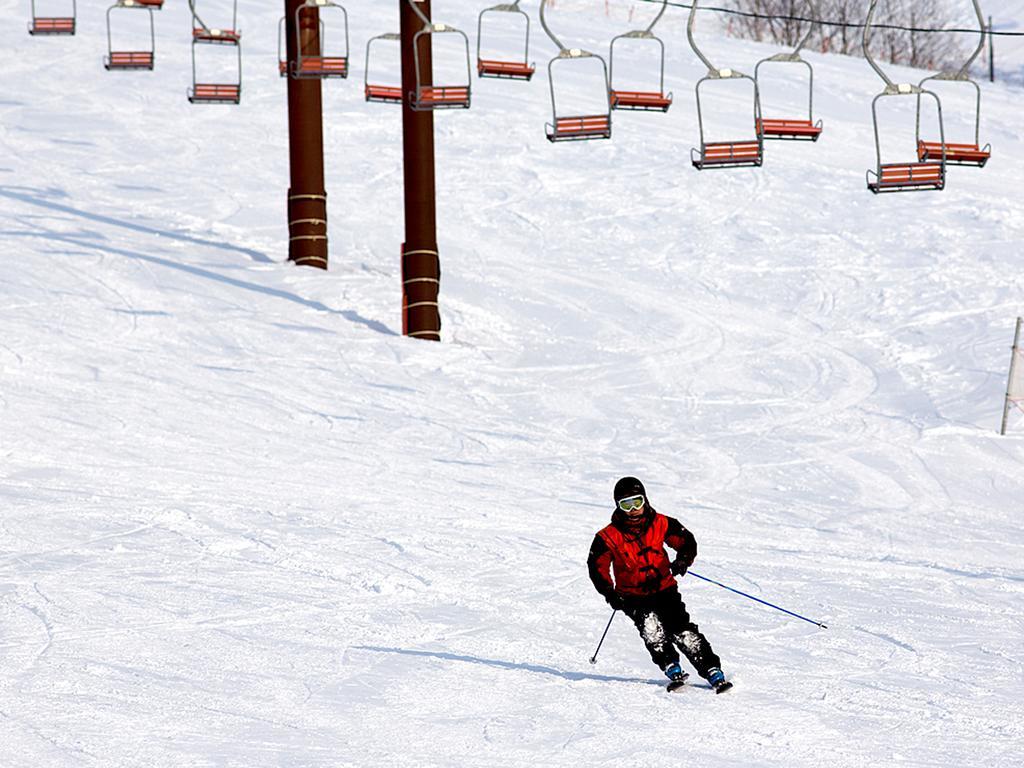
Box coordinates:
[587,510,697,598]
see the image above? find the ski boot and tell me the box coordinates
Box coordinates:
[707,667,733,694]
[664,662,688,693]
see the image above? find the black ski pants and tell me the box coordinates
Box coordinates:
[622,585,722,679]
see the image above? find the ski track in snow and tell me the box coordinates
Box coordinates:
[1,1,1023,766]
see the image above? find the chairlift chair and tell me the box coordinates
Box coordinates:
[105,1,155,71]
[686,1,763,168]
[609,0,672,112]
[914,0,990,167]
[188,0,241,104]
[29,0,76,35]
[135,0,163,8]
[406,0,472,110]
[540,0,611,141]
[293,0,349,79]
[863,0,946,193]
[188,43,242,103]
[278,15,331,76]
[477,2,535,80]
[364,32,403,104]
[753,0,822,140]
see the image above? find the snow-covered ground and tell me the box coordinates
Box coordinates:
[1,1,1023,766]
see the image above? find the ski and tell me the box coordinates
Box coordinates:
[666,673,689,693]
[712,680,734,695]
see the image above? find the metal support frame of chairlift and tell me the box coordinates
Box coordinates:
[609,0,672,112]
[364,32,403,103]
[687,0,763,168]
[540,0,611,142]
[753,0,821,140]
[915,0,990,167]
[29,0,76,35]
[477,2,535,81]
[105,1,155,71]
[280,15,320,77]
[291,0,349,80]
[406,0,472,111]
[863,0,946,193]
[188,0,242,104]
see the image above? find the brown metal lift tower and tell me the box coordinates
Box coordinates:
[400,0,442,341]
[284,0,329,268]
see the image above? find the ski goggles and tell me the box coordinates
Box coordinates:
[617,494,645,512]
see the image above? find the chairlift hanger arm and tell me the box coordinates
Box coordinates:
[539,0,567,53]
[862,0,894,89]
[957,0,986,79]
[188,0,208,34]
[791,0,818,57]
[687,0,744,77]
[406,0,461,33]
[609,0,668,42]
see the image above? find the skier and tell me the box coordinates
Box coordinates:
[587,476,732,693]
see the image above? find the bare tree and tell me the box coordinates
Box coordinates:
[727,0,965,70]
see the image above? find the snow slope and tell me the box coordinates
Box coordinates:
[1,1,1023,766]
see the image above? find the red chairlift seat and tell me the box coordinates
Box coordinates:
[692,140,762,169]
[546,115,611,143]
[477,59,535,80]
[105,51,154,70]
[867,162,945,193]
[917,140,990,167]
[297,56,348,78]
[30,17,75,35]
[135,0,163,8]
[757,118,822,140]
[188,83,241,104]
[193,28,240,45]
[415,86,470,109]
[365,84,402,103]
[610,90,671,111]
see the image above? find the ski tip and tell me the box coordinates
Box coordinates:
[713,681,734,695]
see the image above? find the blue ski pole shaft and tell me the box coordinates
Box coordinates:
[589,609,617,664]
[687,571,828,629]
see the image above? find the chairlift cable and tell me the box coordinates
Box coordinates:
[627,0,1024,36]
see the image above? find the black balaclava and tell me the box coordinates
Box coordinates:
[613,476,650,530]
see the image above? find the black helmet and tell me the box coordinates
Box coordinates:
[613,476,646,503]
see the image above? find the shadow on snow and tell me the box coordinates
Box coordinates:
[355,645,664,687]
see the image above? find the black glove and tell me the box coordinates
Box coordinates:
[605,592,626,611]
[670,559,691,577]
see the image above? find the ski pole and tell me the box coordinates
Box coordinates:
[687,571,828,629]
[589,610,617,664]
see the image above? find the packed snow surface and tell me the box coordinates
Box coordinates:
[1,1,1023,766]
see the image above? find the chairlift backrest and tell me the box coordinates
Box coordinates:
[539,0,612,141]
